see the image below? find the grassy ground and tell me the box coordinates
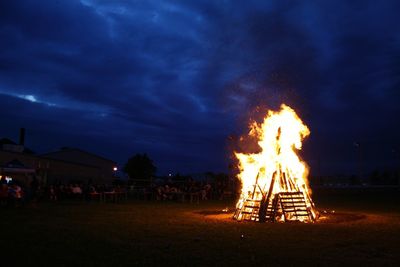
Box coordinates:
[1,191,399,266]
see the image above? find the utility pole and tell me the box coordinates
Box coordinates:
[354,142,363,183]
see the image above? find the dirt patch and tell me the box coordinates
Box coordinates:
[317,211,367,223]
[195,209,233,215]
[195,209,367,223]
[193,209,235,220]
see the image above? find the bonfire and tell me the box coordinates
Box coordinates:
[233,104,318,222]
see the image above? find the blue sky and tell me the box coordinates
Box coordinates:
[0,0,399,175]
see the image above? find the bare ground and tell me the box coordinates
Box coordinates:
[1,191,399,266]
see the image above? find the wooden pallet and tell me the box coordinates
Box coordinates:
[234,174,266,221]
[235,198,275,222]
[236,191,314,222]
[274,192,314,222]
[234,171,315,222]
[238,199,261,221]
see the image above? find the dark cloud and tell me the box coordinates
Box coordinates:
[0,0,399,175]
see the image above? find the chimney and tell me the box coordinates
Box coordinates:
[19,128,25,146]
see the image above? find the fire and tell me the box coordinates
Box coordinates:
[233,104,317,222]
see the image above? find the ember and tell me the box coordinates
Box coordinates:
[233,104,318,222]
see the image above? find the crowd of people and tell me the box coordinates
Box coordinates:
[153,182,212,201]
[0,176,233,207]
[0,182,24,207]
[41,183,127,201]
[0,178,128,207]
[139,179,232,201]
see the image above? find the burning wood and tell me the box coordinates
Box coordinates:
[233,104,318,222]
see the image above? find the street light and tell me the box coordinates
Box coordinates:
[113,167,118,178]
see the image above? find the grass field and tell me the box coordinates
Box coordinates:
[1,191,399,266]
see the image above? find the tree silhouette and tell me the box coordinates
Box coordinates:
[123,153,156,182]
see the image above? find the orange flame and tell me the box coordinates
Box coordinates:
[234,104,317,222]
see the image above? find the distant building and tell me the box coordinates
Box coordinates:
[0,128,117,186]
[0,128,37,186]
[41,147,117,184]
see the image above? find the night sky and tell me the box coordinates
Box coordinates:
[0,1,399,176]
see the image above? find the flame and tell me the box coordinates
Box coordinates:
[234,104,317,222]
